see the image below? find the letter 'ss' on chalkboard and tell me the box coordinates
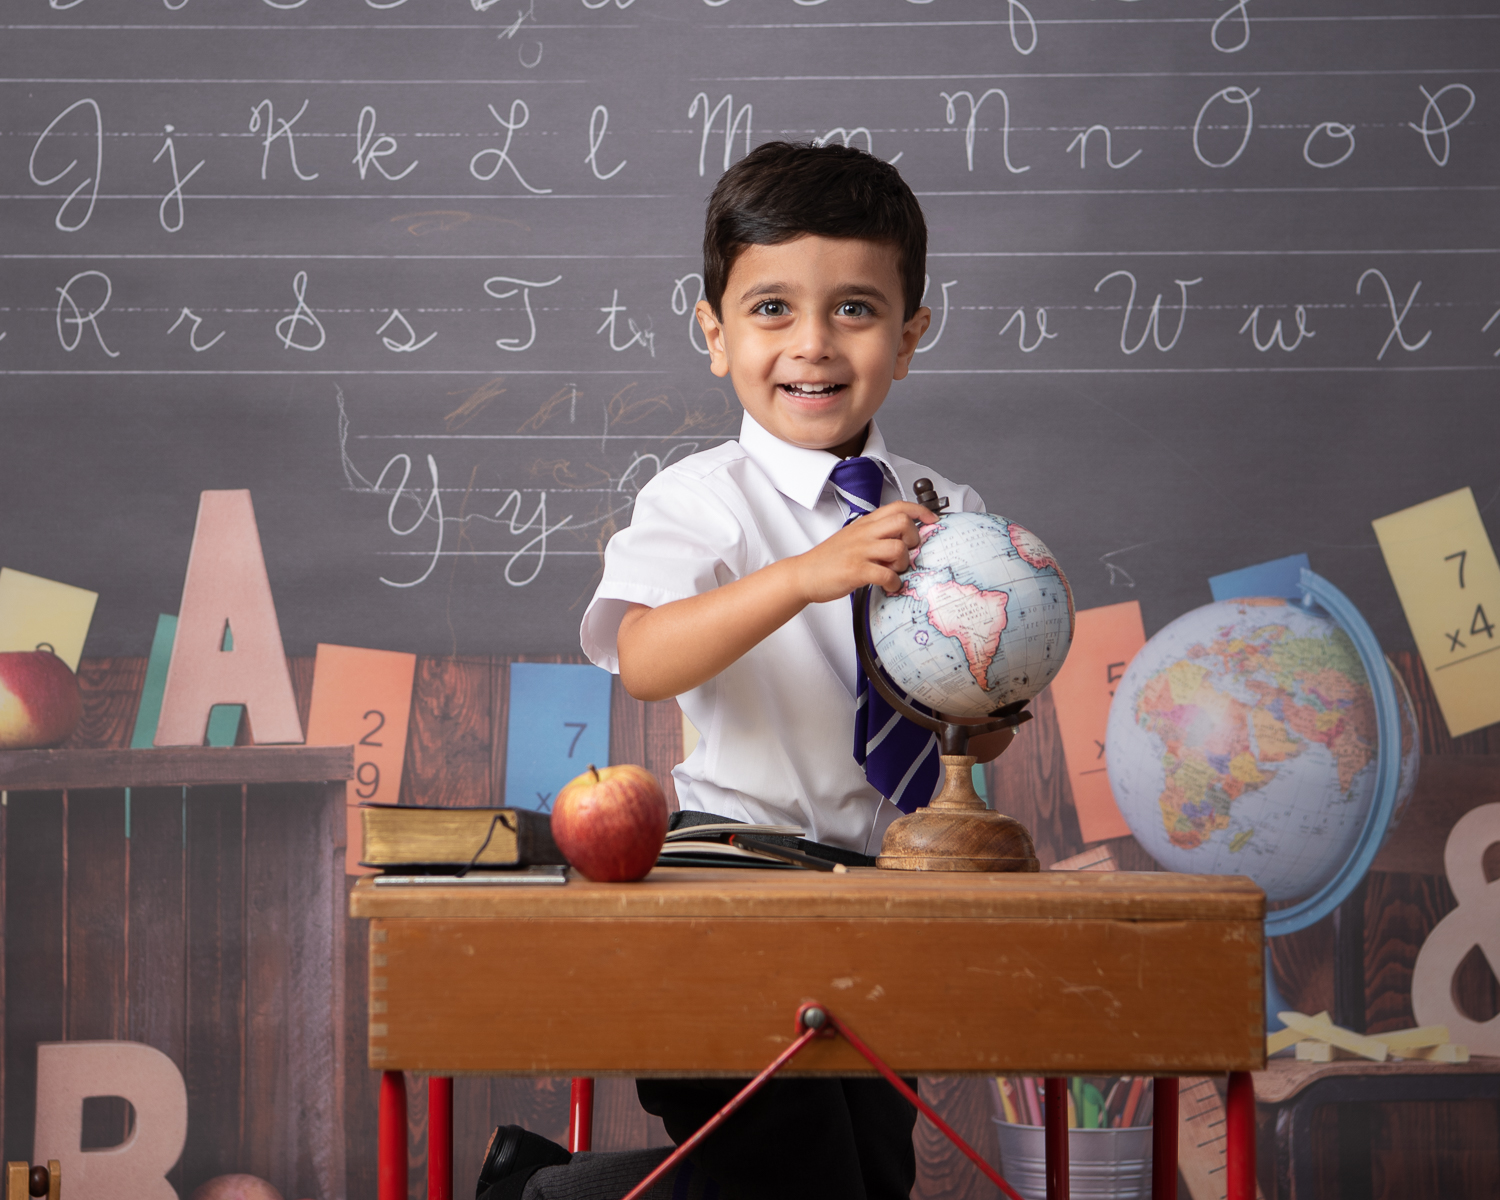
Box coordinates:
[504,662,612,812]
[1374,488,1500,738]
[1047,600,1146,843]
[305,643,418,875]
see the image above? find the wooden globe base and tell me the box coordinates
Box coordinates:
[876,755,1040,872]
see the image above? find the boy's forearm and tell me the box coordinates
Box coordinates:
[616,558,809,701]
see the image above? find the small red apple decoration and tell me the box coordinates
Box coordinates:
[0,649,83,750]
[551,763,668,882]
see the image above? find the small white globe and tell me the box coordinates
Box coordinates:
[869,512,1075,719]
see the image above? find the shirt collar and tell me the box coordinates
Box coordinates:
[738,412,901,510]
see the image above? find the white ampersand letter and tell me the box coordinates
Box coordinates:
[1411,803,1500,1055]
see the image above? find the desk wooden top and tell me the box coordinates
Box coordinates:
[350,866,1264,923]
[354,868,1267,1077]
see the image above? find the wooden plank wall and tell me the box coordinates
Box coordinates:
[4,650,1497,1199]
[1,658,348,1200]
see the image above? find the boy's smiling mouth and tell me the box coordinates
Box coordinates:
[779,382,847,398]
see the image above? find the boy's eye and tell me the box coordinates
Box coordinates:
[753,300,789,317]
[837,301,873,318]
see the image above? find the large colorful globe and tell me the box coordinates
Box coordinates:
[868,512,1075,719]
[1105,598,1418,901]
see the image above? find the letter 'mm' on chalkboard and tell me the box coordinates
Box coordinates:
[155,490,303,745]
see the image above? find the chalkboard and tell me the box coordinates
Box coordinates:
[2,1,1497,660]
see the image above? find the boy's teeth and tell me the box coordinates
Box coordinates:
[784,383,838,396]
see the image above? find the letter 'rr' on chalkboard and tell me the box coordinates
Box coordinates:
[504,662,611,812]
[155,490,303,746]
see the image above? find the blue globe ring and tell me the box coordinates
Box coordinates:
[1262,568,1402,938]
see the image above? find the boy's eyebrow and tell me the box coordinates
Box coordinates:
[737,281,892,305]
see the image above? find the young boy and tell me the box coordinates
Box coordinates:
[481,142,1006,1200]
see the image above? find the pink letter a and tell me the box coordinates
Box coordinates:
[155,490,304,745]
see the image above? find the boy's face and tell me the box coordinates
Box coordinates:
[695,236,931,458]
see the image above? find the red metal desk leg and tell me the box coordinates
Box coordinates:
[569,1078,595,1153]
[1152,1078,1178,1200]
[429,1076,453,1200]
[1225,1071,1255,1200]
[379,1070,407,1200]
[1043,1076,1069,1200]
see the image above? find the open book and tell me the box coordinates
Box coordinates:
[658,813,873,870]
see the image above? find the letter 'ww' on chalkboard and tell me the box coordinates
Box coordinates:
[1048,601,1146,843]
[1373,487,1500,738]
[306,643,417,876]
[155,490,303,745]
[504,662,612,812]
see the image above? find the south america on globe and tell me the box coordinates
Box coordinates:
[869,512,1075,719]
[1106,598,1418,901]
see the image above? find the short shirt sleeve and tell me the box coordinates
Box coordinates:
[579,467,748,673]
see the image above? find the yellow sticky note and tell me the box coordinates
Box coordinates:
[1048,601,1146,843]
[1373,488,1500,737]
[0,568,98,671]
[306,643,417,875]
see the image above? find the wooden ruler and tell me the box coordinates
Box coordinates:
[1177,1077,1264,1200]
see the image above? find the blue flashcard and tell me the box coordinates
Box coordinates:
[504,662,613,812]
[1209,553,1311,603]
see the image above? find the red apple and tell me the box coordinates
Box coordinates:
[0,649,83,749]
[551,763,668,882]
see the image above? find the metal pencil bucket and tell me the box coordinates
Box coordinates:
[992,1121,1153,1200]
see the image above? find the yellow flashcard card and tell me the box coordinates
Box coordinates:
[306,643,417,875]
[0,568,98,671]
[1048,601,1146,843]
[1373,487,1500,737]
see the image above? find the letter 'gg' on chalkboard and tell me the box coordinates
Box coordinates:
[504,662,611,813]
[1373,487,1500,738]
[155,491,303,745]
[306,643,417,876]
[1048,601,1145,843]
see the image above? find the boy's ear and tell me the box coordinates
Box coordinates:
[893,306,932,381]
[695,300,731,378]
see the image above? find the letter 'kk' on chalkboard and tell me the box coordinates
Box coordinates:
[306,642,417,875]
[504,662,611,812]
[155,491,303,745]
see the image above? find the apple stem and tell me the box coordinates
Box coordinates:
[589,764,600,782]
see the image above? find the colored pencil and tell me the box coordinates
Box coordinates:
[1121,1076,1146,1127]
[997,1077,1020,1124]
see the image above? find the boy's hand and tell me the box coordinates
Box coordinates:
[792,502,935,604]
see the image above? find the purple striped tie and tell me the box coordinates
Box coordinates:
[829,457,940,814]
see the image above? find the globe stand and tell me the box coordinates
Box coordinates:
[853,585,1041,873]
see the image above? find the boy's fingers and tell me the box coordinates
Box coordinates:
[874,501,938,525]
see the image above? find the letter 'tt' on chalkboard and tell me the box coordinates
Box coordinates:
[155,490,303,745]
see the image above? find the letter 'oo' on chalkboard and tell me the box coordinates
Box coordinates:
[155,490,304,745]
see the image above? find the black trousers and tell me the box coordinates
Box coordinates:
[635,1076,918,1200]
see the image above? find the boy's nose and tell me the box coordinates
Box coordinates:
[790,315,835,359]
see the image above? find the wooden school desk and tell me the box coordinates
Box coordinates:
[351,867,1266,1200]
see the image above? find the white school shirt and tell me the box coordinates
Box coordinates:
[580,413,985,855]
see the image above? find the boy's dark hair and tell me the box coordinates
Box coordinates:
[703,141,928,321]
